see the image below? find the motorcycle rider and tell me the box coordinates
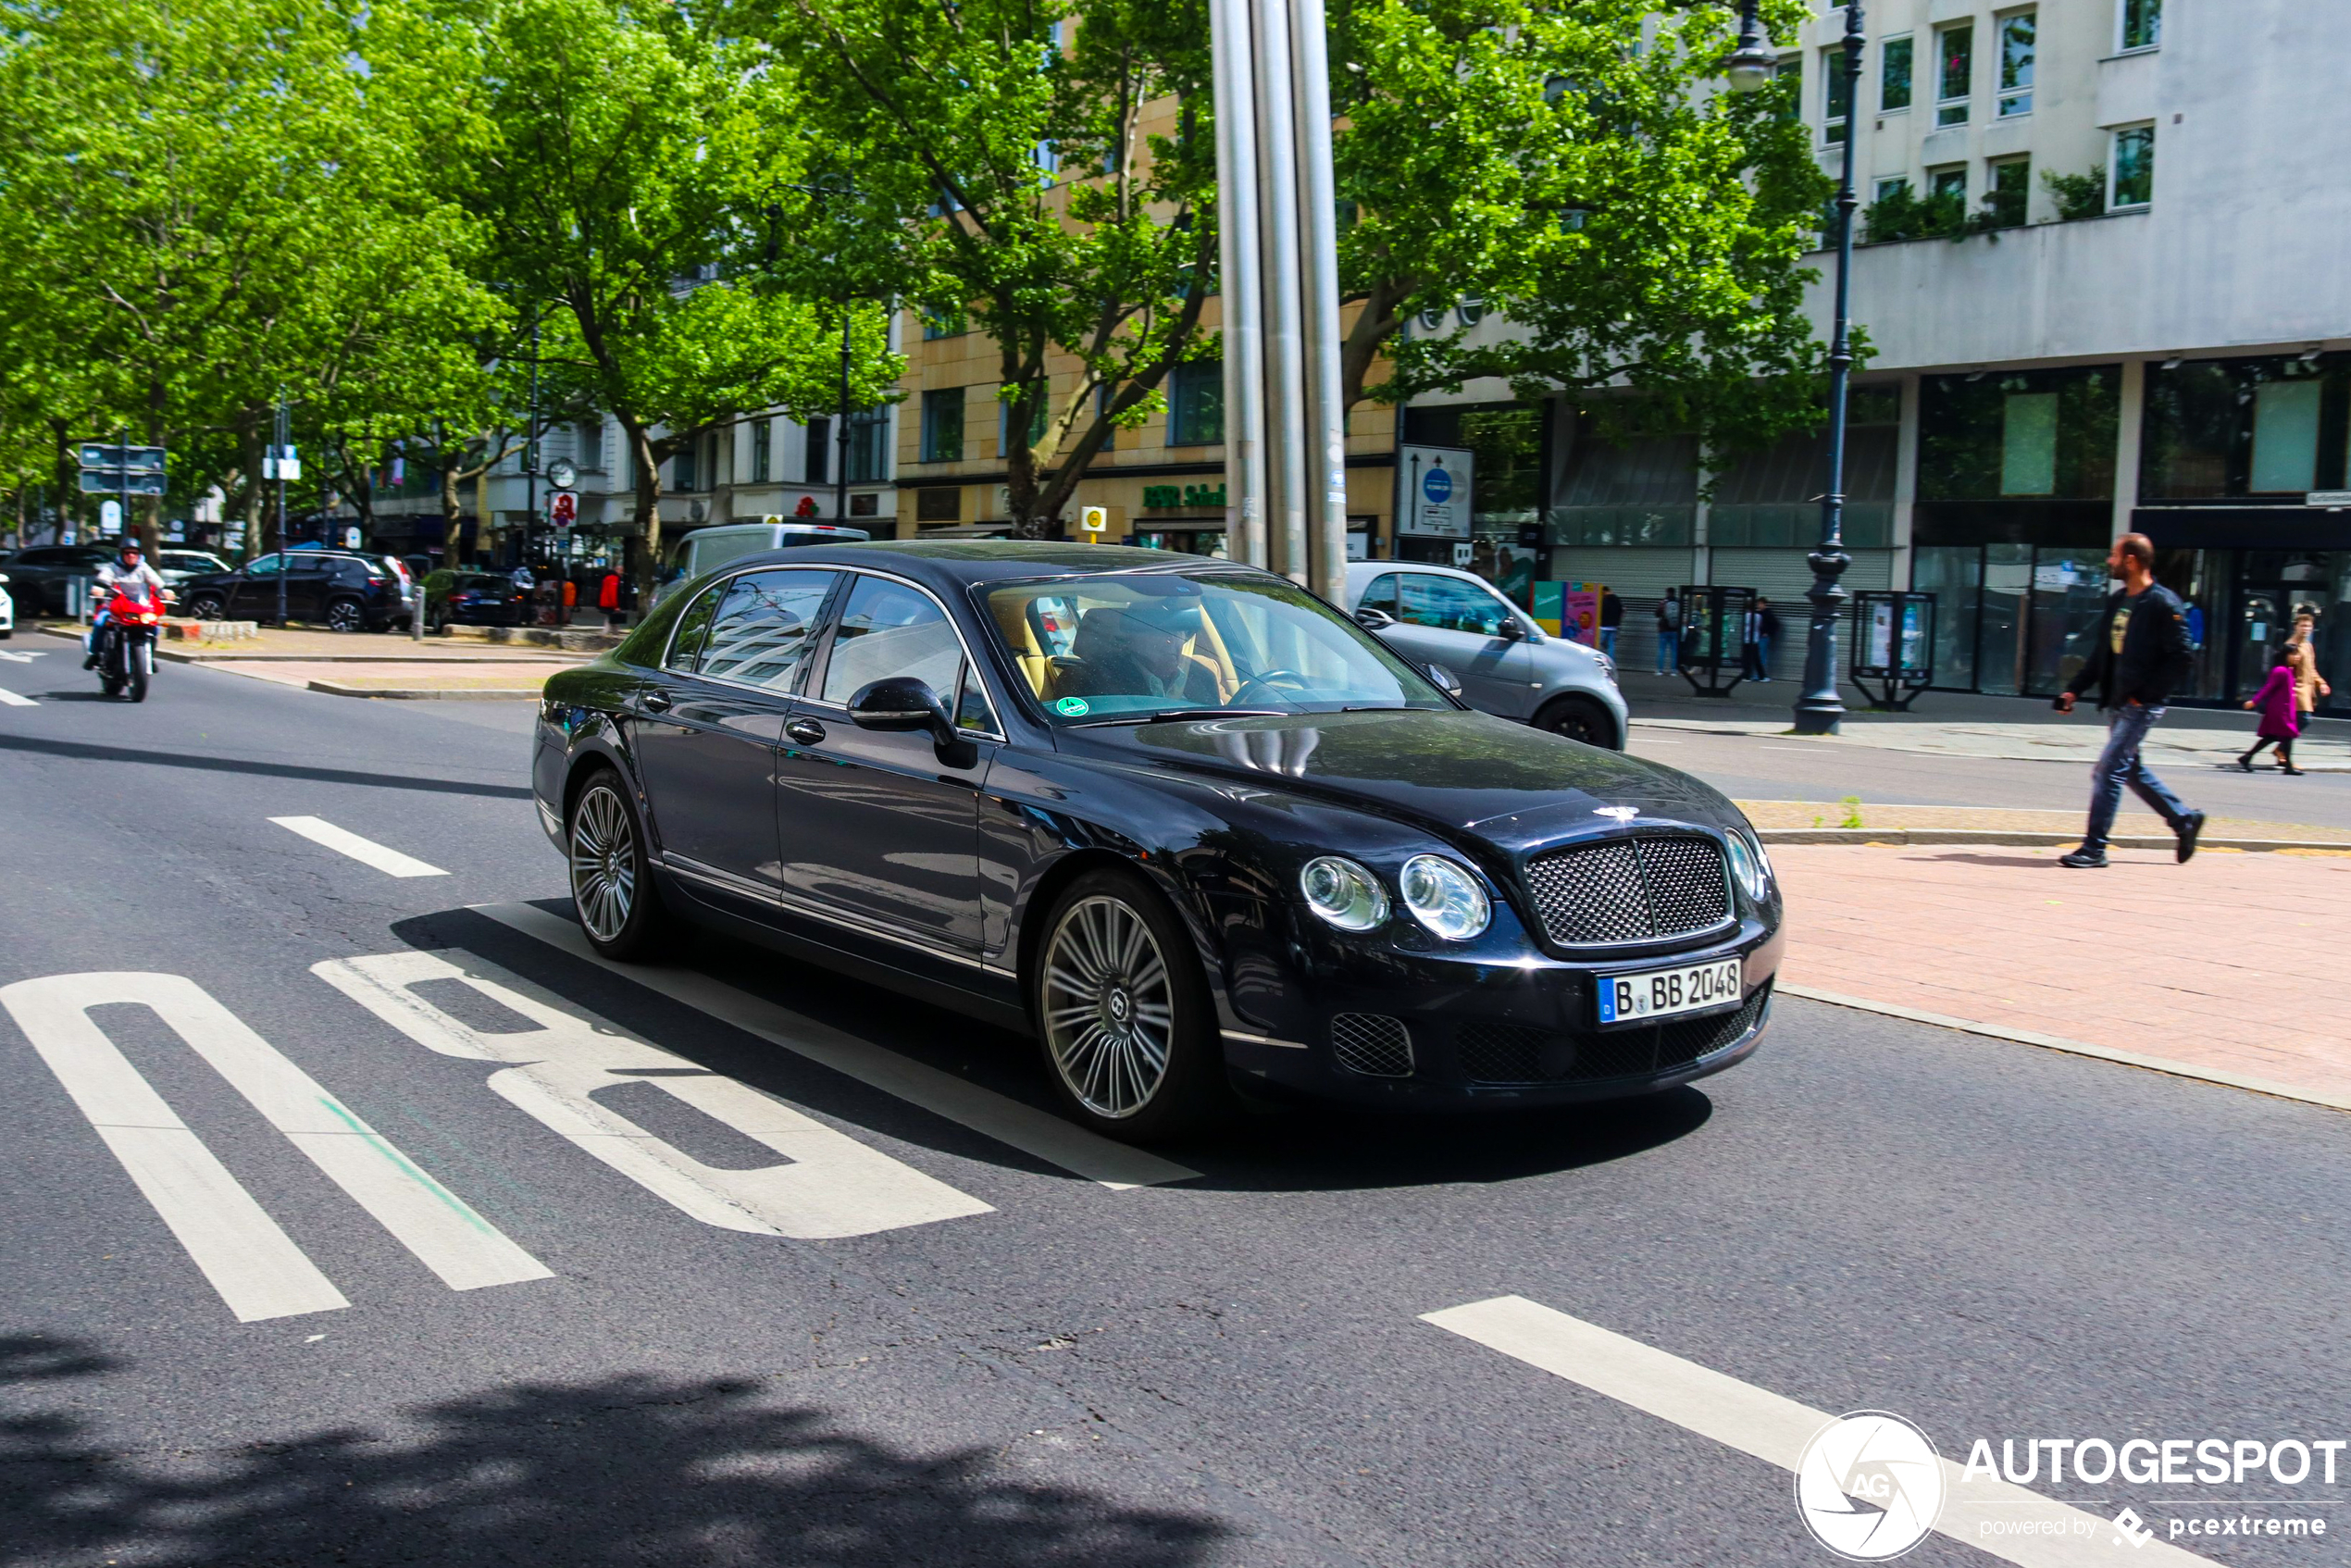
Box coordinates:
[84,538,170,669]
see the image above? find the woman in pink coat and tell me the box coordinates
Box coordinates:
[2238,652,2304,774]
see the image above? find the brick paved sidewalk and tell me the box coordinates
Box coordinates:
[1771,842,2351,1105]
[1736,798,2351,845]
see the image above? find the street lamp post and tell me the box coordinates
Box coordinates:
[1729,0,1859,735]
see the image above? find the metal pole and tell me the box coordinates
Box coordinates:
[1290,0,1348,600]
[835,306,852,523]
[1209,0,1267,569]
[275,393,290,628]
[1794,0,1862,735]
[1250,0,1309,583]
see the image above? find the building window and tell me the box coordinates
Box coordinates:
[751,418,771,483]
[1774,54,1800,125]
[2120,0,2160,52]
[1919,367,2121,503]
[671,435,698,493]
[1166,361,1224,446]
[997,392,1048,455]
[1874,176,1911,205]
[1985,157,2030,229]
[920,389,964,463]
[2109,124,2155,208]
[1929,165,1967,205]
[1996,13,2033,118]
[2000,392,2059,494]
[922,307,965,341]
[578,420,604,472]
[804,417,829,485]
[1881,36,1913,111]
[844,407,889,484]
[914,486,962,523]
[2250,381,2324,494]
[2141,355,2342,501]
[1935,24,1972,127]
[1822,46,1851,143]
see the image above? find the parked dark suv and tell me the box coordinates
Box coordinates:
[179,549,413,632]
[1,544,118,616]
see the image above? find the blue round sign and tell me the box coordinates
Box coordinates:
[1422,467,1452,504]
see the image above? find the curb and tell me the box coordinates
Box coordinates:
[1632,717,2351,772]
[1755,826,2351,853]
[161,649,577,666]
[305,680,543,701]
[1776,983,2351,1114]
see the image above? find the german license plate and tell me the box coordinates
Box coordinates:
[1597,958,1744,1026]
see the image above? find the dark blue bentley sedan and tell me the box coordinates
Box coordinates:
[533,541,1782,1142]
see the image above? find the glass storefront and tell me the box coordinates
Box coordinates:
[1131,527,1228,558]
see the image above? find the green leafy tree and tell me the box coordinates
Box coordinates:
[756,0,1217,536]
[1331,0,1836,458]
[466,0,899,598]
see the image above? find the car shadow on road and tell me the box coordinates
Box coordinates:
[0,1334,1225,1568]
[0,732,534,797]
[388,905,1714,1198]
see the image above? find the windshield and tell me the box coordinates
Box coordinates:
[980,567,1449,724]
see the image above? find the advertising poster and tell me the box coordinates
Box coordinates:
[1562,582,1600,646]
[1532,581,1563,635]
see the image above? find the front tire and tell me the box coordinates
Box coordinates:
[1032,867,1227,1143]
[186,593,224,620]
[567,767,666,959]
[1535,693,1619,749]
[325,596,365,633]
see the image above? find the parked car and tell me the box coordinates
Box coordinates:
[0,566,16,637]
[177,549,412,632]
[158,549,233,586]
[1341,561,1628,749]
[650,521,872,610]
[1,543,118,616]
[430,570,529,629]
[534,541,1778,1143]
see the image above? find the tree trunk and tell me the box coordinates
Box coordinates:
[439,461,465,566]
[239,416,267,562]
[139,385,166,562]
[50,418,73,544]
[623,417,665,612]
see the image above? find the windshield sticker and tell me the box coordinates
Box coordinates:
[1053,696,1091,716]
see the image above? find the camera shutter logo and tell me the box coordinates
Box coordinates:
[1794,1412,1945,1561]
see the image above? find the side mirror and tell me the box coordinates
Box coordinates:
[1494,618,1527,642]
[1425,663,1465,698]
[1353,606,1397,630]
[848,676,955,745]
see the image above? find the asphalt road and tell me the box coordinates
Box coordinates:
[2,652,2346,1567]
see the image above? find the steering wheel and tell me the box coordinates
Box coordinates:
[1229,669,1310,705]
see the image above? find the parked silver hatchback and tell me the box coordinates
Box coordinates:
[1342,561,1628,748]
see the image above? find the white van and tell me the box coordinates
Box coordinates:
[654,521,871,605]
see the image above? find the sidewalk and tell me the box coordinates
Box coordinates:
[37,623,583,698]
[1771,840,2351,1109]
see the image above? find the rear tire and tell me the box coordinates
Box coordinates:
[1535,693,1619,749]
[1030,866,1228,1144]
[325,596,364,633]
[567,766,667,960]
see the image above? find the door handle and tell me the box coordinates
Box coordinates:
[638,690,673,714]
[783,717,826,746]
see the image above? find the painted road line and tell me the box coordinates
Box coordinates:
[317,950,995,1239]
[1,976,349,1323]
[0,649,44,663]
[0,686,38,706]
[475,901,1200,1191]
[268,815,446,878]
[1423,1296,2213,1567]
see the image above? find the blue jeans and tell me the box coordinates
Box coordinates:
[1656,629,1678,672]
[2084,703,2191,852]
[1598,627,1618,659]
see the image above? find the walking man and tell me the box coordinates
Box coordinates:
[2054,533,2205,867]
[1654,590,1681,673]
[1598,588,1623,661]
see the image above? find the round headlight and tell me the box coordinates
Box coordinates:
[1300,855,1390,932]
[1725,830,1770,902]
[1399,854,1491,940]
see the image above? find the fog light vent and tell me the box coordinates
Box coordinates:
[1331,1013,1413,1077]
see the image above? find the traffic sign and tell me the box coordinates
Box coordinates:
[548,491,578,527]
[1079,504,1109,536]
[81,468,166,495]
[100,500,122,533]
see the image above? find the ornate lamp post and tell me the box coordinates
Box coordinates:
[1729,0,1860,734]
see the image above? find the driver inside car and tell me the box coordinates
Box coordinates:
[1059,602,1222,706]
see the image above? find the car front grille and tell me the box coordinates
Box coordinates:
[1523,834,1732,947]
[1453,984,1770,1085]
[1330,1013,1414,1077]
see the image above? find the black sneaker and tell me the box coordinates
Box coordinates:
[2175,810,2206,864]
[2059,847,2108,868]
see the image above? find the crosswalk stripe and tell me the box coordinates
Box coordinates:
[474,901,1200,1191]
[1,976,349,1323]
[5,973,551,1306]
[268,815,446,877]
[0,686,37,706]
[1422,1296,2214,1567]
[315,950,995,1239]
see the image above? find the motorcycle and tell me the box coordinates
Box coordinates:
[94,590,163,702]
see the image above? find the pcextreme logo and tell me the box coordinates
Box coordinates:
[1796,1412,1946,1561]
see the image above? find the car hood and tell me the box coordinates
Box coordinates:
[1066,708,1742,853]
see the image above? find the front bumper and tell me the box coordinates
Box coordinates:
[1216,912,1782,1109]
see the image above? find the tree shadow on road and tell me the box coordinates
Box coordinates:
[0,1335,1225,1568]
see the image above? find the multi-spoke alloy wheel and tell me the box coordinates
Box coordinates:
[569,778,642,950]
[1042,895,1176,1120]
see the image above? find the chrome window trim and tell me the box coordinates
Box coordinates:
[657,564,841,702]
[810,565,1008,741]
[658,852,1013,975]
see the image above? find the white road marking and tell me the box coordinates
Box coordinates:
[268,815,446,878]
[4,973,550,1308]
[0,649,44,663]
[2,976,349,1322]
[316,950,994,1238]
[0,686,38,706]
[1423,1296,2214,1567]
[476,901,1200,1191]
